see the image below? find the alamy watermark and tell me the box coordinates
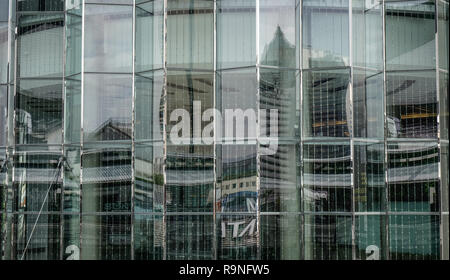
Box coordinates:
[169,101,279,155]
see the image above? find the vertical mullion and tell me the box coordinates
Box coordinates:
[212,0,217,261]
[131,0,136,261]
[162,0,168,261]
[79,0,85,260]
[255,0,261,261]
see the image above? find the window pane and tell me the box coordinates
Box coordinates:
[217,214,258,260]
[84,5,132,73]
[303,142,352,212]
[259,0,299,68]
[167,0,214,69]
[13,214,61,260]
[440,72,449,140]
[62,214,80,260]
[438,0,449,71]
[304,214,352,260]
[385,0,435,71]
[389,215,440,260]
[81,215,131,260]
[63,145,80,212]
[81,145,132,213]
[65,7,82,77]
[166,215,214,260]
[0,85,7,146]
[355,215,387,260]
[16,79,63,145]
[302,0,349,69]
[64,75,81,143]
[261,215,301,260]
[386,71,437,139]
[134,214,163,260]
[303,69,351,138]
[217,0,256,69]
[18,0,64,11]
[387,141,439,212]
[136,0,164,72]
[0,22,8,84]
[83,74,132,142]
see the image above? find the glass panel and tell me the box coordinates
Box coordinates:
[443,214,449,260]
[83,74,132,142]
[13,214,61,260]
[440,72,449,140]
[217,214,258,260]
[438,0,449,71]
[389,215,440,260]
[166,215,214,260]
[352,0,382,70]
[259,0,299,68]
[135,71,164,141]
[18,0,64,11]
[0,85,7,146]
[354,142,385,212]
[260,145,300,213]
[134,142,164,213]
[385,0,435,71]
[167,0,214,69]
[0,213,12,260]
[303,142,352,213]
[302,69,351,138]
[135,0,164,72]
[353,70,384,139]
[217,68,257,143]
[13,150,62,212]
[260,214,301,260]
[166,145,214,213]
[304,214,352,260]
[440,142,448,212]
[85,0,133,4]
[0,149,7,212]
[386,71,437,139]
[16,79,63,145]
[65,6,82,77]
[17,13,64,78]
[62,214,80,260]
[63,145,80,212]
[134,214,163,260]
[217,0,256,69]
[387,141,439,212]
[260,69,299,140]
[355,215,387,260]
[216,145,257,213]
[84,5,133,73]
[64,75,81,143]
[302,0,349,69]
[81,145,132,213]
[0,22,8,84]
[81,215,131,260]
[0,0,8,21]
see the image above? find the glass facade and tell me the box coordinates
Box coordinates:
[0,0,448,260]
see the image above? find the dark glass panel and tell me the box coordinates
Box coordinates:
[13,150,62,212]
[18,0,64,11]
[260,214,301,260]
[386,71,437,139]
[354,142,385,212]
[303,142,352,213]
[389,215,440,260]
[16,79,63,145]
[304,214,352,260]
[134,142,164,213]
[302,69,351,138]
[13,214,61,260]
[387,141,439,212]
[134,214,163,260]
[166,215,214,260]
[81,215,131,260]
[355,215,387,260]
[353,71,384,139]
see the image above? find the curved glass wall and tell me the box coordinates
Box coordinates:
[0,0,448,260]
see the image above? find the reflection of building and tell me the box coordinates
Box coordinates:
[0,0,448,260]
